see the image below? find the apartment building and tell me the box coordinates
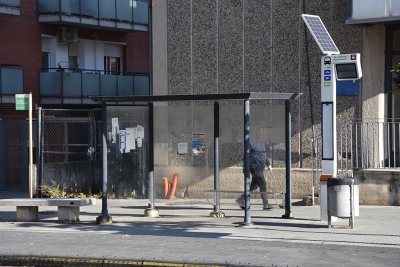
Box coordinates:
[0,0,150,194]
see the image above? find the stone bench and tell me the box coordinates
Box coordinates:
[0,198,96,222]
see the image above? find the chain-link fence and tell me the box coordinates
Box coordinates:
[37,109,102,197]
[37,108,148,199]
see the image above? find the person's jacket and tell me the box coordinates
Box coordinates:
[242,144,271,173]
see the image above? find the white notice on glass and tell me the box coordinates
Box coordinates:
[137,137,143,147]
[178,143,188,154]
[137,125,144,138]
[119,130,126,153]
[126,127,136,151]
[111,118,119,144]
[111,118,119,134]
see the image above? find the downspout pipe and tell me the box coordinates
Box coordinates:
[144,0,159,218]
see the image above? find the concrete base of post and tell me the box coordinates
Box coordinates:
[209,211,225,218]
[144,208,159,218]
[282,211,293,218]
[238,222,255,228]
[96,215,112,225]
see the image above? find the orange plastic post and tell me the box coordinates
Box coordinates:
[163,177,169,199]
[169,173,178,200]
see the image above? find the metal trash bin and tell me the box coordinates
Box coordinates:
[327,177,359,228]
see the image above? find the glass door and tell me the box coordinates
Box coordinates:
[386,28,400,166]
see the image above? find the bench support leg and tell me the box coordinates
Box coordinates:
[16,206,39,222]
[58,206,80,222]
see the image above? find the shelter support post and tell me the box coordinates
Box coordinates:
[145,103,159,217]
[283,99,293,218]
[210,102,225,217]
[97,102,112,225]
[240,99,253,226]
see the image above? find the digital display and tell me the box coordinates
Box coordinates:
[322,103,334,160]
[336,63,357,79]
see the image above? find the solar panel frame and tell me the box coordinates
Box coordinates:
[301,14,340,55]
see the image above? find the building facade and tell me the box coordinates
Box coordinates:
[0,0,150,193]
[150,0,400,204]
[1,0,399,205]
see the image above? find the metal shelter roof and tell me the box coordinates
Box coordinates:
[89,92,301,103]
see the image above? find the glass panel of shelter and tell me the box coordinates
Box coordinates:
[103,103,286,200]
[106,106,149,199]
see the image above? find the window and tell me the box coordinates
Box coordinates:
[69,56,78,69]
[104,43,123,74]
[68,43,79,70]
[42,52,50,72]
[42,37,51,72]
[104,56,120,75]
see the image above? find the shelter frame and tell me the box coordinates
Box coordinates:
[90,92,301,225]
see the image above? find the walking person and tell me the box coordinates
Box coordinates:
[236,142,274,210]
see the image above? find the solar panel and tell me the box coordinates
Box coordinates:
[301,14,340,55]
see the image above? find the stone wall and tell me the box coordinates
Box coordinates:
[355,170,400,206]
[154,167,400,206]
[154,166,316,200]
[148,1,400,205]
[152,0,363,170]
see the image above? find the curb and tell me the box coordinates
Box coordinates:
[0,256,240,267]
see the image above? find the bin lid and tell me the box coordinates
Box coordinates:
[327,177,359,186]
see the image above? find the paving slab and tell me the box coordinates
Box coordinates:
[0,194,400,266]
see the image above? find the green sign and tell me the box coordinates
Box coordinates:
[15,94,29,110]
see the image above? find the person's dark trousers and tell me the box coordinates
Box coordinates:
[250,171,269,206]
[239,171,270,207]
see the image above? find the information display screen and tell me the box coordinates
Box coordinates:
[335,63,357,79]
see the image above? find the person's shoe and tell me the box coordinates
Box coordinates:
[263,204,274,211]
[235,197,245,209]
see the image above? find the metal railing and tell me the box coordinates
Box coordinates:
[37,0,148,25]
[312,118,400,181]
[39,68,149,98]
[0,0,20,7]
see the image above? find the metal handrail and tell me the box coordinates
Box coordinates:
[311,118,400,184]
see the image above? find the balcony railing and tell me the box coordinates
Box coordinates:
[0,0,20,6]
[37,0,148,31]
[347,0,400,24]
[40,68,149,100]
[0,0,21,16]
[0,64,23,103]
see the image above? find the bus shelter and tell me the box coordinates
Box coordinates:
[90,92,301,226]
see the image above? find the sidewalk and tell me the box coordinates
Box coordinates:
[0,192,400,267]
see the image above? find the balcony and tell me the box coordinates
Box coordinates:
[37,0,148,32]
[0,0,21,16]
[347,0,400,24]
[0,64,23,103]
[39,68,150,104]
